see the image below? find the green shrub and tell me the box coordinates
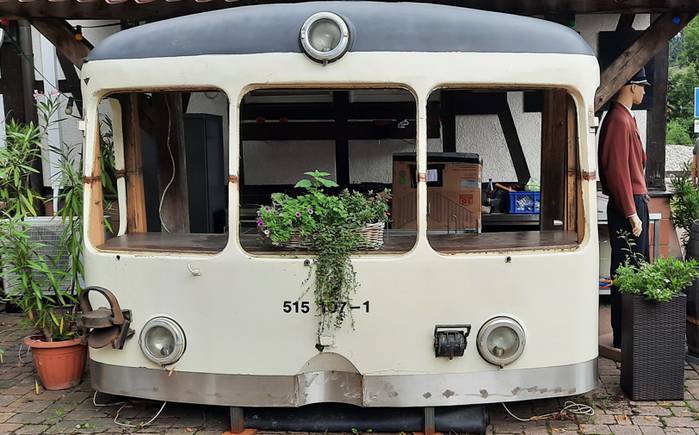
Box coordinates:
[667,118,693,145]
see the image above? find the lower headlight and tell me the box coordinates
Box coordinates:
[477,316,525,367]
[139,317,186,366]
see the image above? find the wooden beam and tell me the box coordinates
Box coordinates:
[56,53,83,116]
[122,94,148,233]
[646,29,669,191]
[2,1,699,21]
[30,18,92,68]
[153,93,190,233]
[617,14,636,31]
[540,90,567,231]
[334,91,350,186]
[497,97,530,185]
[595,13,695,112]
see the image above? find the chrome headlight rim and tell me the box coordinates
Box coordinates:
[477,316,526,367]
[139,316,186,366]
[299,12,351,63]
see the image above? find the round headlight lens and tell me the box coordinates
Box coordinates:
[300,12,350,63]
[477,317,525,367]
[139,317,185,366]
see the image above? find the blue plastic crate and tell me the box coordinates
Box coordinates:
[508,191,541,214]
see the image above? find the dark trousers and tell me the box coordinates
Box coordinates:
[608,195,650,348]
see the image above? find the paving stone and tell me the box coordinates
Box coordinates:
[0,423,23,433]
[0,414,13,424]
[7,413,49,425]
[664,429,696,435]
[0,395,21,407]
[17,401,51,413]
[671,407,696,417]
[15,424,50,434]
[589,414,617,425]
[616,414,634,425]
[659,402,689,407]
[548,420,578,430]
[608,425,643,435]
[580,424,613,434]
[633,406,673,416]
[664,417,699,428]
[640,427,666,435]
[631,416,663,426]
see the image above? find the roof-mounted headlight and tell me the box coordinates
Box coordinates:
[477,316,526,367]
[300,12,350,63]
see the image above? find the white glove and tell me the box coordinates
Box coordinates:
[628,213,642,237]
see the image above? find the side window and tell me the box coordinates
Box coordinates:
[238,88,419,255]
[90,90,229,253]
[425,88,582,253]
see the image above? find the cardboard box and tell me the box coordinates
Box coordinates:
[392,153,481,233]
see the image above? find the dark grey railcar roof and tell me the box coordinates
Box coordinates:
[88,1,593,61]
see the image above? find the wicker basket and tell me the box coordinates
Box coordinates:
[277,222,385,250]
[621,293,686,400]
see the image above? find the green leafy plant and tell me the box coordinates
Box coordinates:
[0,217,77,340]
[670,163,699,248]
[0,120,43,217]
[614,231,699,302]
[0,94,94,344]
[258,170,391,338]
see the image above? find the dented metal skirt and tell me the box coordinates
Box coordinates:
[90,358,598,407]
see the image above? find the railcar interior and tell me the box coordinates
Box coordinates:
[94,86,582,255]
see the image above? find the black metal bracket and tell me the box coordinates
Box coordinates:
[434,324,471,360]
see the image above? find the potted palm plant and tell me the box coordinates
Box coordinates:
[258,170,391,347]
[614,232,699,400]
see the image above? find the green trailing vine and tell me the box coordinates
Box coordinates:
[258,170,391,342]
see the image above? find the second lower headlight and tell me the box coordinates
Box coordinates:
[477,316,525,367]
[139,316,186,366]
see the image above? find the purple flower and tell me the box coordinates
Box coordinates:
[295,211,302,218]
[256,218,264,227]
[307,208,314,215]
[265,206,271,212]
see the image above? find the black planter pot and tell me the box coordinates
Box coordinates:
[621,293,686,401]
[685,221,699,357]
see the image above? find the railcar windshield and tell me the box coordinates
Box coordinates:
[424,87,582,253]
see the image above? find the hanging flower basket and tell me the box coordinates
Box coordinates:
[277,222,385,250]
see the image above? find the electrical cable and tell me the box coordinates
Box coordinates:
[78,22,121,29]
[157,96,176,233]
[94,391,166,429]
[92,391,126,408]
[502,400,594,422]
[113,401,167,429]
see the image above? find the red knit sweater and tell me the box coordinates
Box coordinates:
[598,102,647,217]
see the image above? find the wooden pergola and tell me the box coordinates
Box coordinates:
[1,0,699,193]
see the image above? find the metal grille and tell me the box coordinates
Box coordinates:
[2,217,72,296]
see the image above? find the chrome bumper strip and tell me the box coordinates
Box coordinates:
[90,358,598,407]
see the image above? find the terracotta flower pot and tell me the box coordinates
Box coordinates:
[23,336,86,390]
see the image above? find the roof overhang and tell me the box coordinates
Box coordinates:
[1,0,699,21]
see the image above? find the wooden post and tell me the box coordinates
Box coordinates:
[153,93,190,233]
[540,90,568,231]
[88,124,105,247]
[440,91,456,153]
[334,91,350,186]
[645,34,669,191]
[565,96,579,233]
[595,13,695,112]
[0,22,27,123]
[123,94,148,233]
